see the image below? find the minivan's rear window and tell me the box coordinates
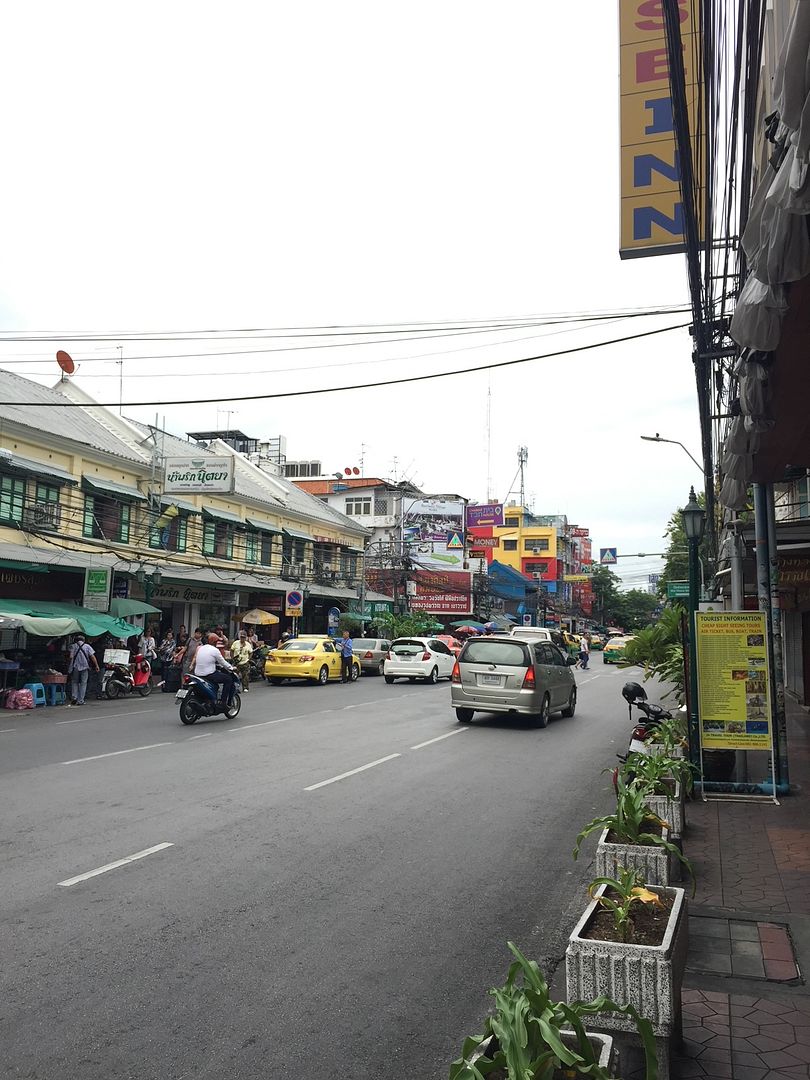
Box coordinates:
[392,640,425,655]
[462,640,528,666]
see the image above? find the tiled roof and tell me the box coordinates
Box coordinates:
[294,477,389,495]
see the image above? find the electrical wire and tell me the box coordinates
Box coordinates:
[5,320,690,408]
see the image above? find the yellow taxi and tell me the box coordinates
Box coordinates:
[264,635,361,685]
[588,633,605,651]
[602,635,634,664]
[561,631,581,657]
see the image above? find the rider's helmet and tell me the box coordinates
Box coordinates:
[621,681,647,704]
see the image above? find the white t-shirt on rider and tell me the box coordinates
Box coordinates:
[194,643,228,677]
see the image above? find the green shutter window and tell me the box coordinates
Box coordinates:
[35,483,59,504]
[224,526,233,560]
[118,502,131,543]
[203,520,216,555]
[83,494,96,537]
[149,526,162,549]
[177,516,187,553]
[0,476,25,524]
[245,530,258,563]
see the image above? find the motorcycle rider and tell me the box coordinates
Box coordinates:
[191,633,237,704]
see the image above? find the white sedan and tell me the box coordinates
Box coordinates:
[383,637,456,684]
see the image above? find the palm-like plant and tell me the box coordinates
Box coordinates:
[587,867,666,944]
[620,750,697,797]
[449,941,658,1079]
[573,775,695,889]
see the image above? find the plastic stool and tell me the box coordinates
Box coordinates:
[43,683,66,706]
[23,682,47,707]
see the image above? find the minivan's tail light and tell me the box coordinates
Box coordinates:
[522,666,536,689]
[451,661,460,684]
[422,651,431,661]
[386,651,392,661]
[363,651,373,659]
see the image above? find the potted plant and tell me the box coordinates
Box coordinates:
[644,714,688,760]
[449,941,658,1079]
[573,775,694,888]
[566,869,688,1045]
[619,753,696,839]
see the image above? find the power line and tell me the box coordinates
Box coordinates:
[5,321,691,408]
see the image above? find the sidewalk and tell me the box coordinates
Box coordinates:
[637,698,810,1078]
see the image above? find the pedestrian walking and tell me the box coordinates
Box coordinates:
[158,630,176,687]
[67,635,99,705]
[140,625,158,664]
[183,627,203,675]
[339,629,354,683]
[578,635,590,670]
[230,629,253,693]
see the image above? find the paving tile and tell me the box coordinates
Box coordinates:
[731,920,763,942]
[687,952,732,974]
[733,939,766,958]
[748,1033,796,1052]
[765,958,800,980]
[690,917,731,939]
[732,954,767,977]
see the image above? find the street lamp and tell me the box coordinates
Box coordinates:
[640,433,703,473]
[681,486,706,770]
[135,564,162,603]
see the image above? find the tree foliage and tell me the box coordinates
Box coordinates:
[589,567,657,631]
[658,490,708,599]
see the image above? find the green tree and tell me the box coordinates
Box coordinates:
[589,565,623,626]
[611,588,659,632]
[658,491,708,600]
[374,611,442,639]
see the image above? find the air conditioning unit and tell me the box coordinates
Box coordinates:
[23,502,61,530]
[533,572,544,580]
[297,562,308,578]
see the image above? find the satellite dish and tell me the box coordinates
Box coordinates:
[56,350,75,375]
[344,467,352,475]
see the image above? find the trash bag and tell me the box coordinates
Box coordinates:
[738,357,769,417]
[729,274,787,351]
[719,474,749,511]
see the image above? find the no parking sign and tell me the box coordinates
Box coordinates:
[285,589,304,618]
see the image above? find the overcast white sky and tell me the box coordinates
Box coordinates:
[0,1,702,590]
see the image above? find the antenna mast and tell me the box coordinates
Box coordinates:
[486,374,493,502]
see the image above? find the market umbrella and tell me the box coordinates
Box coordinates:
[108,598,162,618]
[454,625,483,636]
[240,608,280,625]
[449,619,486,631]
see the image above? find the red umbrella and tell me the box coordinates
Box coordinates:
[455,625,483,636]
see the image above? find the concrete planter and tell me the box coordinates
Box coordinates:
[595,827,675,886]
[466,1030,618,1075]
[643,779,683,839]
[565,884,688,1039]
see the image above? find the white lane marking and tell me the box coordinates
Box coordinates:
[62,709,155,720]
[58,842,174,887]
[411,729,469,750]
[230,716,294,732]
[578,674,603,685]
[188,733,212,740]
[304,753,401,791]
[0,728,17,733]
[56,717,91,725]
[62,742,173,765]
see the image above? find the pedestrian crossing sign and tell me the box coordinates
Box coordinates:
[600,547,618,565]
[447,533,463,549]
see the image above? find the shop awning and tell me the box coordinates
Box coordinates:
[283,526,314,541]
[246,518,282,534]
[3,453,76,484]
[108,598,162,618]
[82,475,147,501]
[0,559,48,573]
[160,496,198,514]
[203,505,244,525]
[0,599,139,638]
[340,545,365,554]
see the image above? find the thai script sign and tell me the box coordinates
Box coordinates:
[164,456,234,493]
[465,503,504,528]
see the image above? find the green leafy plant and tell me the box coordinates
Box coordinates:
[587,868,666,944]
[621,609,686,702]
[448,941,658,1079]
[573,775,695,891]
[621,750,697,797]
[645,714,688,758]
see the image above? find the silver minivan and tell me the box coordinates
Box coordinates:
[451,635,577,727]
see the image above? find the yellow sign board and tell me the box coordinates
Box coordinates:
[619,0,703,258]
[564,574,591,582]
[696,612,772,751]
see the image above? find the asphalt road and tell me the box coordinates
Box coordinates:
[1,659,639,1079]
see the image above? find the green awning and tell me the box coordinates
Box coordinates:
[108,598,162,618]
[246,518,282,534]
[161,496,198,514]
[283,526,314,541]
[82,475,147,501]
[203,505,243,525]
[0,559,49,573]
[0,599,139,638]
[5,454,76,484]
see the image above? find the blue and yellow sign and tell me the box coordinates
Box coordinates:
[619,0,703,258]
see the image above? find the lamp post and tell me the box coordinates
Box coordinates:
[640,433,703,473]
[682,486,706,769]
[135,565,163,607]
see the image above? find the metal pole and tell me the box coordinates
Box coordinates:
[687,535,701,770]
[730,524,744,611]
[754,483,778,793]
[765,483,789,790]
[359,550,367,636]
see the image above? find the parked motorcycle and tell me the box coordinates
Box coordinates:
[618,681,673,761]
[100,654,153,699]
[176,671,241,725]
[248,652,266,683]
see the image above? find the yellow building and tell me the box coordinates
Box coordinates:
[0,371,385,638]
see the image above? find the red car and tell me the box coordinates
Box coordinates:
[435,635,463,657]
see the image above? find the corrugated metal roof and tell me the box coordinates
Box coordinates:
[0,370,146,463]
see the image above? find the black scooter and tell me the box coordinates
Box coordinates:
[175,671,241,725]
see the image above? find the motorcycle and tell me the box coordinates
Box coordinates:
[618,681,673,761]
[248,652,266,683]
[100,654,153,699]
[176,670,241,725]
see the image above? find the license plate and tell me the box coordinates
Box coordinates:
[481,674,502,686]
[398,656,412,662]
[175,689,189,699]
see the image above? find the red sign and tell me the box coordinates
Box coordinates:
[408,569,473,615]
[471,536,499,548]
[571,527,590,538]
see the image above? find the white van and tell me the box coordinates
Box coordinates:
[509,626,553,642]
